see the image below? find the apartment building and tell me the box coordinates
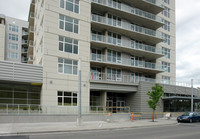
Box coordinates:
[24,0,179,113]
[0,0,198,114]
[0,15,29,63]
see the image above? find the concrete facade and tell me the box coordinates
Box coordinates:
[0,15,5,60]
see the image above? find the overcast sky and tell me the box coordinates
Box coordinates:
[0,0,199,86]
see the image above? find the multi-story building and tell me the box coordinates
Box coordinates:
[0,15,29,63]
[0,0,199,115]
[25,0,180,113]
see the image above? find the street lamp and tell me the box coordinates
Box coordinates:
[77,59,82,126]
[191,79,193,112]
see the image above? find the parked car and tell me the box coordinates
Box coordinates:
[177,112,200,123]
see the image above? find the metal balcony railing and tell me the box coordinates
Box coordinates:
[91,0,163,24]
[91,33,162,54]
[90,72,192,87]
[91,14,162,39]
[90,53,163,71]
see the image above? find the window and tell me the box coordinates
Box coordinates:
[107,32,121,46]
[163,0,170,4]
[8,24,18,32]
[58,58,78,75]
[59,14,79,33]
[8,43,18,50]
[91,67,102,80]
[57,91,77,106]
[108,0,121,9]
[60,0,79,13]
[91,48,102,61]
[162,33,170,45]
[162,61,170,72]
[59,36,78,54]
[108,14,121,27]
[91,30,103,42]
[107,49,121,64]
[162,19,170,31]
[162,47,170,59]
[131,72,142,83]
[162,76,170,84]
[8,52,18,59]
[162,6,170,18]
[107,68,121,81]
[8,34,18,41]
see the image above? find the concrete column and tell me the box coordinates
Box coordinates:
[101,91,107,107]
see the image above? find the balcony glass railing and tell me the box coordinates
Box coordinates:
[22,31,28,36]
[21,49,28,53]
[91,33,162,54]
[22,40,28,45]
[143,0,163,8]
[91,0,163,23]
[91,14,162,39]
[90,53,163,71]
[90,72,191,87]
[21,57,28,62]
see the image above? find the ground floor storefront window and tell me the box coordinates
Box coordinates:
[0,83,41,105]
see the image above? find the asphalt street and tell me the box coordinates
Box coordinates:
[2,122,200,139]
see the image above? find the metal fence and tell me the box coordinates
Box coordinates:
[0,104,130,115]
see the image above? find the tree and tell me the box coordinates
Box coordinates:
[147,83,164,122]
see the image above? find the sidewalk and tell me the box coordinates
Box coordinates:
[0,118,177,135]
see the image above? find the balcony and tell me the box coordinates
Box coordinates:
[21,57,28,63]
[91,0,164,30]
[22,40,28,46]
[91,14,163,45]
[121,0,164,14]
[21,49,28,53]
[29,26,34,41]
[91,33,163,60]
[90,53,163,74]
[28,55,33,64]
[90,72,188,87]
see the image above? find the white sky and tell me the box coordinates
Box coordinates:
[0,0,199,86]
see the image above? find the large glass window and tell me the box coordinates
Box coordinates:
[107,49,121,64]
[107,68,121,81]
[60,0,79,13]
[162,6,170,18]
[8,34,18,41]
[58,58,78,75]
[162,33,170,45]
[91,48,102,61]
[57,91,77,106]
[162,19,170,31]
[8,52,18,59]
[163,0,170,4]
[8,24,18,32]
[108,14,121,27]
[91,67,102,80]
[107,32,121,46]
[8,43,18,50]
[59,36,78,54]
[162,61,170,72]
[162,47,170,59]
[162,76,170,84]
[59,14,79,33]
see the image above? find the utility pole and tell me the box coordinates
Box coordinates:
[191,79,193,112]
[77,59,82,126]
